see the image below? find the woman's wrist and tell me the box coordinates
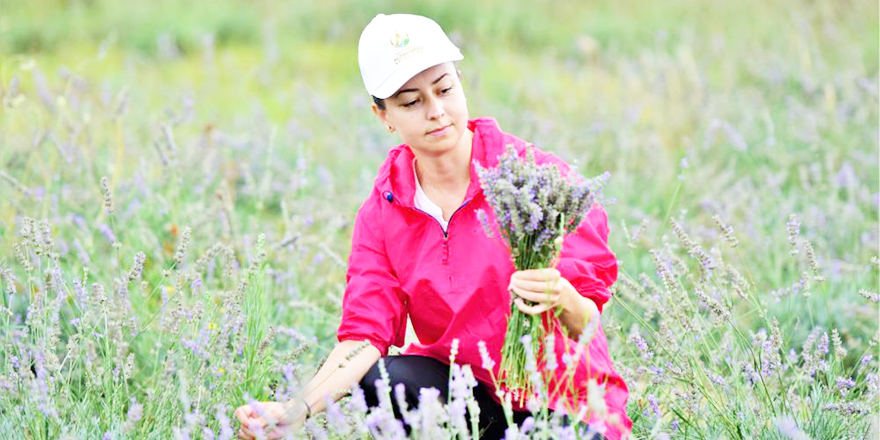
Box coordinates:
[559,285,597,336]
[284,398,311,423]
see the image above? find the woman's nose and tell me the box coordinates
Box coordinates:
[425,96,445,120]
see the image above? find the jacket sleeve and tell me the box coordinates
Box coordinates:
[337,197,408,356]
[555,203,618,313]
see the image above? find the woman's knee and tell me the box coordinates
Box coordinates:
[359,360,384,407]
[359,356,449,408]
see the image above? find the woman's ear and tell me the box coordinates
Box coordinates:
[371,103,387,124]
[371,103,395,133]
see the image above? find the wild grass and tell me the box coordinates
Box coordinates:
[0,0,877,438]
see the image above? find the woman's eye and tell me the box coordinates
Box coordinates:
[403,100,418,107]
[441,87,452,94]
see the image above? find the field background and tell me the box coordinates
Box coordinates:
[1,0,878,438]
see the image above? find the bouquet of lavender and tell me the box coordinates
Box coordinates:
[475,145,603,398]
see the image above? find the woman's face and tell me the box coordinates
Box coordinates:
[373,62,469,156]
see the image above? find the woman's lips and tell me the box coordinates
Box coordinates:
[427,125,451,137]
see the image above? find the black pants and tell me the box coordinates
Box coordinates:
[359,355,604,440]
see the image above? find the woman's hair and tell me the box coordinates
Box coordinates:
[372,64,462,111]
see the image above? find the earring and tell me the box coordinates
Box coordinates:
[387,125,395,132]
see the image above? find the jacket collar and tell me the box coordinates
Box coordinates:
[374,117,508,209]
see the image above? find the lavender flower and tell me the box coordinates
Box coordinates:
[173,227,191,268]
[787,214,801,255]
[836,377,856,395]
[818,332,829,355]
[859,289,879,303]
[544,334,558,372]
[349,383,369,413]
[526,397,541,414]
[712,214,739,248]
[325,395,350,432]
[586,379,607,418]
[127,252,146,282]
[475,209,494,238]
[630,331,654,360]
[100,176,114,215]
[774,416,812,440]
[644,394,661,418]
[449,338,460,364]
[121,396,145,433]
[504,426,521,440]
[97,223,116,245]
[215,405,234,440]
[475,144,607,393]
[416,386,448,437]
[305,419,329,440]
[670,219,716,278]
[478,340,496,370]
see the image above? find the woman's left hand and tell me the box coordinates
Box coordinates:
[508,268,576,315]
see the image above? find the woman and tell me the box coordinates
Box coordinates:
[235,13,631,440]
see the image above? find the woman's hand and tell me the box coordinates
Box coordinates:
[234,400,306,440]
[508,268,599,338]
[508,268,575,315]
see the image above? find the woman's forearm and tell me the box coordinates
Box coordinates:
[559,290,599,338]
[298,339,381,416]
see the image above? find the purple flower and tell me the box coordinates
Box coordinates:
[742,363,760,387]
[190,277,202,293]
[630,332,653,360]
[97,223,116,244]
[586,421,606,436]
[818,332,829,355]
[477,340,495,370]
[544,334,558,372]
[644,394,661,418]
[859,289,880,303]
[774,416,811,440]
[324,396,350,432]
[127,252,146,282]
[503,426,520,440]
[475,209,494,238]
[787,214,801,253]
[836,377,856,394]
[520,416,535,434]
[215,405,234,440]
[126,397,143,423]
[562,353,574,366]
[833,162,858,188]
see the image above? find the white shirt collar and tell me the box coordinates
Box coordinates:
[412,157,449,232]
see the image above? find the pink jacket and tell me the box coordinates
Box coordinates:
[338,117,632,439]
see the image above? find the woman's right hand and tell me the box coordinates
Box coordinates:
[233,400,306,439]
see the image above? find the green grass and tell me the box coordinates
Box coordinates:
[0,0,877,438]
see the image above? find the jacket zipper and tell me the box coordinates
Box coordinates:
[409,199,472,238]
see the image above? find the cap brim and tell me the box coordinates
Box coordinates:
[371,50,464,100]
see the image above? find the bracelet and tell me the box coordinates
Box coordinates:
[303,399,312,419]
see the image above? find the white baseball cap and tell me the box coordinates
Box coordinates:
[358,14,463,100]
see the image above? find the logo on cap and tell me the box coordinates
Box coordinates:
[390,30,409,48]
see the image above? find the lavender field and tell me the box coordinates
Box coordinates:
[1,0,878,438]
